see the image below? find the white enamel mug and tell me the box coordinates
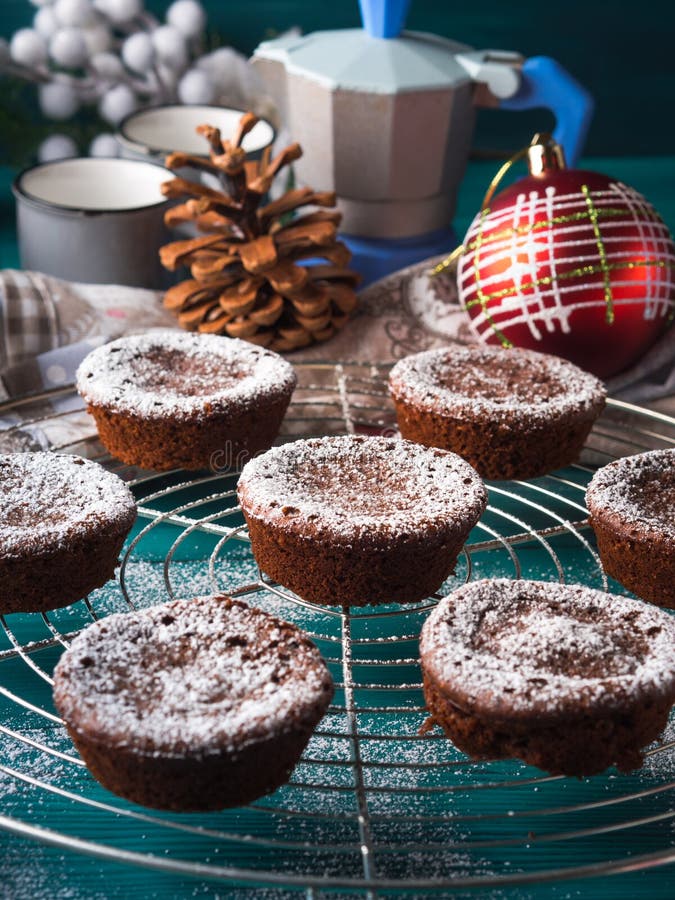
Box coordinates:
[13,157,173,288]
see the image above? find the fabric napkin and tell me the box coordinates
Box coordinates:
[0,270,175,401]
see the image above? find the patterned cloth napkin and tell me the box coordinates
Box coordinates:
[1,264,673,413]
[0,270,175,400]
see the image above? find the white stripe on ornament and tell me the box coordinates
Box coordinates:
[544,185,570,333]
[609,181,657,319]
[465,194,670,243]
[463,216,672,254]
[508,190,544,339]
[458,240,675,288]
[464,185,661,232]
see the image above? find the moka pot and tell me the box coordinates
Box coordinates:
[252,0,593,282]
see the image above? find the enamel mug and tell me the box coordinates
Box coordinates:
[117,104,276,173]
[13,157,173,288]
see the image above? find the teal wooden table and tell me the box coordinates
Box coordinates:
[0,377,673,900]
[0,160,673,899]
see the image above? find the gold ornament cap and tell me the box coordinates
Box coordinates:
[527,133,567,177]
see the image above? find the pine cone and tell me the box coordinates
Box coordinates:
[159,112,359,351]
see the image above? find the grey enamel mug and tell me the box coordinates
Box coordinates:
[117,104,276,169]
[13,157,174,289]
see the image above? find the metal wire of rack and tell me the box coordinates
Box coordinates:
[0,360,673,896]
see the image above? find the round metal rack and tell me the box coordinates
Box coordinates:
[0,361,673,896]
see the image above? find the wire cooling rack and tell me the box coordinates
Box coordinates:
[0,361,673,897]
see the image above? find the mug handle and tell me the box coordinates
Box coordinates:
[499,56,594,167]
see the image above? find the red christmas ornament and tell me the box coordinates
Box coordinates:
[457,134,675,378]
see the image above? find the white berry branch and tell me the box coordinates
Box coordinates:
[1,0,273,161]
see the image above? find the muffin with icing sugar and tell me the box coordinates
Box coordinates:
[388,345,606,480]
[420,579,675,776]
[586,449,675,608]
[0,452,136,614]
[53,594,334,811]
[237,434,487,606]
[76,330,297,472]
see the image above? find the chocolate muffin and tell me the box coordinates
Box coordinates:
[388,345,606,480]
[53,594,334,811]
[237,435,487,606]
[420,579,675,776]
[0,452,136,614]
[586,449,675,608]
[76,330,297,472]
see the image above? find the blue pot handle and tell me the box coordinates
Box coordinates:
[358,1,593,166]
[500,56,594,167]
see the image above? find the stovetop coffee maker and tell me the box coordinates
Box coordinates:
[253,0,593,283]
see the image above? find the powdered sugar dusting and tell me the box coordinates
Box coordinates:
[237,435,487,541]
[389,345,606,422]
[76,330,297,420]
[586,449,675,540]
[53,595,334,756]
[420,579,675,719]
[0,452,136,559]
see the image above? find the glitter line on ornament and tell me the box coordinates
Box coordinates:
[460,229,675,276]
[462,204,661,257]
[463,257,675,311]
[460,262,675,306]
[582,185,614,323]
[458,210,675,292]
[460,232,675,283]
[467,284,675,324]
[458,245,675,294]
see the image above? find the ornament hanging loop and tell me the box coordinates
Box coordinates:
[479,145,529,211]
[430,133,566,277]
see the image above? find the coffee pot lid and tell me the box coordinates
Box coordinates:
[254,28,474,93]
